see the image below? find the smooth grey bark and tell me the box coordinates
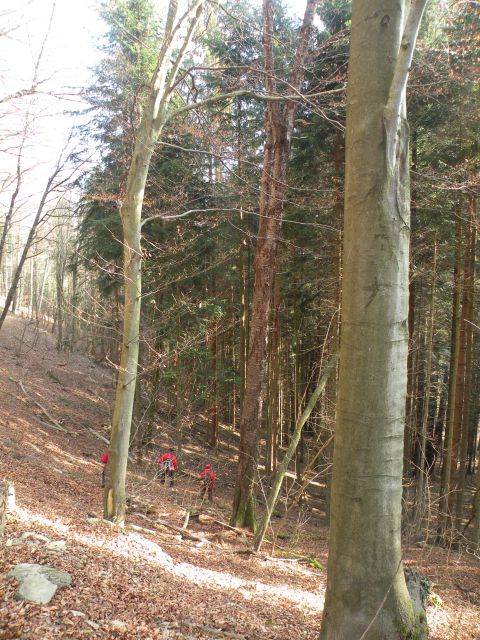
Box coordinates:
[320,2,428,639]
[103,0,205,524]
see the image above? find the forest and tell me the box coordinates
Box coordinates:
[0,0,479,638]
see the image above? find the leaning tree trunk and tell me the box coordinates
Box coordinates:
[320,2,428,639]
[253,354,338,552]
[0,165,61,333]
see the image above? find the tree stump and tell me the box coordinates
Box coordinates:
[0,481,14,537]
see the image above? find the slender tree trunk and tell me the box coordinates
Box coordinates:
[69,254,79,351]
[438,217,463,536]
[0,136,25,274]
[448,218,471,515]
[320,2,428,638]
[253,355,338,552]
[0,166,62,332]
[209,319,219,448]
[28,258,35,320]
[325,131,344,520]
[37,257,49,324]
[267,266,281,473]
[415,236,437,531]
[103,0,205,523]
[455,196,476,528]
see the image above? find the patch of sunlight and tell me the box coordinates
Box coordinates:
[174,562,324,612]
[14,505,71,535]
[426,600,450,636]
[12,505,324,613]
[43,443,93,468]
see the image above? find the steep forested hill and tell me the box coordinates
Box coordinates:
[0,315,478,639]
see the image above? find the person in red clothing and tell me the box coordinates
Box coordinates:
[199,463,215,502]
[157,448,177,487]
[101,451,108,488]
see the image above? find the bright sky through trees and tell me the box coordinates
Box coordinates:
[0,0,316,223]
[0,0,101,217]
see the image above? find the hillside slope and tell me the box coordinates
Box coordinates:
[0,315,478,639]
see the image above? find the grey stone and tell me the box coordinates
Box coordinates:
[46,540,67,553]
[8,563,72,605]
[40,566,72,587]
[5,538,23,546]
[14,573,57,605]
[110,620,127,631]
[20,532,50,543]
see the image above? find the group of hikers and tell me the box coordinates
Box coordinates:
[101,448,216,502]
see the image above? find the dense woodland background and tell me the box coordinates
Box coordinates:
[0,0,479,638]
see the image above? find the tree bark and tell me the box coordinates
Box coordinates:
[455,195,476,528]
[320,2,428,639]
[438,217,463,537]
[103,0,205,524]
[231,0,319,530]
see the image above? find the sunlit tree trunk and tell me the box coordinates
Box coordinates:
[320,2,428,638]
[104,0,205,523]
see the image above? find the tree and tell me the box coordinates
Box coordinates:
[0,149,74,332]
[253,353,338,551]
[231,0,320,530]
[103,0,206,524]
[320,1,428,639]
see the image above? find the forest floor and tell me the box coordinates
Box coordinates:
[0,315,479,640]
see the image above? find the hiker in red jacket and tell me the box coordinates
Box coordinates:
[101,451,108,488]
[199,463,216,502]
[157,448,177,487]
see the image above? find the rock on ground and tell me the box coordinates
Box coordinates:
[7,563,72,604]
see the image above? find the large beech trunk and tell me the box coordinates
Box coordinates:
[320,2,428,639]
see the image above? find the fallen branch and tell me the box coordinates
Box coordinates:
[84,426,109,445]
[207,516,253,538]
[127,522,157,536]
[180,619,246,640]
[17,380,69,433]
[155,518,210,543]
